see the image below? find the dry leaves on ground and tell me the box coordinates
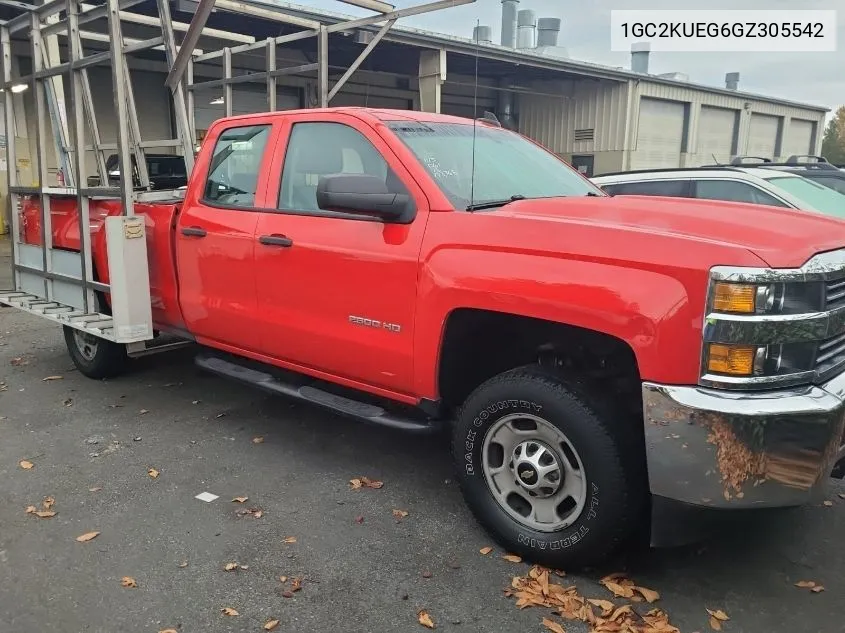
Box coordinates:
[89,487,102,493]
[139,409,149,415]
[392,509,409,520]
[502,554,523,563]
[10,356,28,366]
[795,580,818,588]
[823,500,834,507]
[264,620,280,631]
[252,436,264,444]
[147,468,160,479]
[417,609,436,629]
[159,629,178,633]
[505,566,679,633]
[43,497,54,509]
[235,507,264,519]
[542,617,566,633]
[479,546,493,555]
[349,476,384,490]
[25,505,57,519]
[231,496,248,503]
[283,536,297,544]
[224,562,240,571]
[42,375,63,382]
[19,460,34,470]
[708,608,730,630]
[811,586,825,593]
[221,607,239,616]
[76,531,100,542]
[120,577,137,588]
[178,561,189,568]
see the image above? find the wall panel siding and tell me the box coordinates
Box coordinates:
[517,80,629,154]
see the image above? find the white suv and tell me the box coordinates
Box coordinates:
[592,167,845,219]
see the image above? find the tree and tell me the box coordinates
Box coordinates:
[821,105,845,165]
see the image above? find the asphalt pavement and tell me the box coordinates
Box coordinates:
[1,235,844,633]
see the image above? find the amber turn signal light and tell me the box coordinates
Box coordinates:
[707,344,757,376]
[712,282,757,314]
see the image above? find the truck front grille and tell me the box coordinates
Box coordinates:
[816,331,845,377]
[825,278,845,311]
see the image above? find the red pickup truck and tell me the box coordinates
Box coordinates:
[15,107,845,567]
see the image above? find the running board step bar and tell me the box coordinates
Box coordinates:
[195,354,442,434]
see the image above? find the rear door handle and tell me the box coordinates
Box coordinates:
[181,226,207,237]
[258,234,293,247]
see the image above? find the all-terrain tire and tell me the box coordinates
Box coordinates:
[452,364,645,569]
[63,325,128,379]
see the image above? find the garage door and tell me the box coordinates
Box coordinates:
[697,106,736,165]
[193,86,301,136]
[630,98,685,170]
[782,119,814,158]
[746,113,780,160]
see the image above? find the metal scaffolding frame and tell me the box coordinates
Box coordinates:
[0,0,474,345]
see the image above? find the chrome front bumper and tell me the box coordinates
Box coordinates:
[642,372,845,508]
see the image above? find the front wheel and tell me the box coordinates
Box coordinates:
[453,365,645,569]
[64,325,128,379]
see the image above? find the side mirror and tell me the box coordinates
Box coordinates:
[316,173,412,223]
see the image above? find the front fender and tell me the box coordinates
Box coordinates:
[412,247,707,399]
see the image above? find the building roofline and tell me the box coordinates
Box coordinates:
[249,0,830,114]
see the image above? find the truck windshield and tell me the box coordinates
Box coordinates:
[387,121,603,210]
[763,175,845,219]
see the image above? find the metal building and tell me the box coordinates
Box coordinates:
[0,0,829,210]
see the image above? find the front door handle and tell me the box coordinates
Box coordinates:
[181,226,207,237]
[258,234,293,247]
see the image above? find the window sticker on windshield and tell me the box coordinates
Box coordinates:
[423,155,457,180]
[231,140,252,151]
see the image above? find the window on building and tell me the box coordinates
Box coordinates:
[694,179,790,208]
[204,124,271,207]
[601,180,688,197]
[279,122,408,212]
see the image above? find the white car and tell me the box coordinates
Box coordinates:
[592,167,845,219]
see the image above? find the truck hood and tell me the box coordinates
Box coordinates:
[499,195,845,268]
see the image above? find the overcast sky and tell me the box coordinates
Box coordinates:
[309,0,844,120]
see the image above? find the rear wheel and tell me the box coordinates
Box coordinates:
[453,365,645,569]
[63,294,128,379]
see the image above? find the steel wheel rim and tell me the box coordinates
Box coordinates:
[73,329,99,362]
[481,413,588,533]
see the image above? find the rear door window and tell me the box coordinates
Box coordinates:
[601,179,688,197]
[806,175,845,196]
[693,179,790,208]
[204,124,271,208]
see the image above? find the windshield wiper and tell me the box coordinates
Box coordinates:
[466,195,526,211]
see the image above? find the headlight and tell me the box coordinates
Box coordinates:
[710,281,824,316]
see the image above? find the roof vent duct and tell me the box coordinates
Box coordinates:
[473,24,493,44]
[516,9,536,50]
[725,72,740,90]
[631,41,650,74]
[500,0,519,48]
[536,17,561,48]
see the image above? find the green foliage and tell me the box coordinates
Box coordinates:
[821,105,845,165]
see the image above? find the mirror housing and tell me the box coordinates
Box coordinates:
[316,174,413,223]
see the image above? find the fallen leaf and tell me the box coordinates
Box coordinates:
[795,580,816,588]
[283,536,297,544]
[42,375,63,381]
[418,609,436,629]
[221,607,239,616]
[25,505,37,514]
[635,586,661,603]
[139,409,149,415]
[350,476,383,489]
[252,510,263,519]
[479,546,493,555]
[349,478,363,490]
[42,497,55,510]
[264,620,280,631]
[587,599,615,617]
[422,570,432,578]
[192,400,200,405]
[706,609,729,622]
[224,562,239,571]
[542,617,566,633]
[354,515,364,524]
[252,436,264,444]
[76,531,100,542]
[147,468,159,479]
[159,630,178,633]
[392,509,409,520]
[178,561,188,568]
[231,496,248,503]
[502,554,522,563]
[89,487,102,492]
[839,493,845,499]
[282,591,294,599]
[823,500,834,507]
[120,577,137,588]
[290,577,302,592]
[33,510,56,519]
[811,585,825,593]
[603,581,635,599]
[19,460,34,470]
[709,616,722,631]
